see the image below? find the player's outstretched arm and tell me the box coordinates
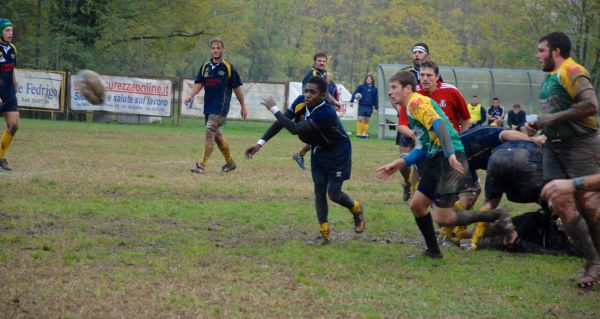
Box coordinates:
[375,159,404,181]
[244,144,262,159]
[261,98,315,135]
[246,107,296,160]
[500,129,546,145]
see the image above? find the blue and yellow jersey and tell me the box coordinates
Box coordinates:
[302,68,328,88]
[539,57,597,138]
[406,92,464,158]
[0,42,17,99]
[194,59,242,117]
[304,98,349,147]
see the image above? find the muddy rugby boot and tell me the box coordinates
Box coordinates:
[352,202,366,233]
[191,162,205,174]
[0,158,12,171]
[221,161,236,173]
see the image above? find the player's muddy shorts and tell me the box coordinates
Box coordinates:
[542,132,600,181]
[204,114,227,131]
[418,151,468,208]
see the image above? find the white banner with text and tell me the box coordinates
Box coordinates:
[71,74,173,116]
[180,79,287,121]
[15,69,65,110]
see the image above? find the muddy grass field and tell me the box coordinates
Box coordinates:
[1,118,598,318]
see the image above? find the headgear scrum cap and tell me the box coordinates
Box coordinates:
[0,18,13,32]
[412,42,430,56]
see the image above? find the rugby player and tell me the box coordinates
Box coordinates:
[376,71,509,259]
[525,32,600,288]
[245,76,364,245]
[0,18,19,171]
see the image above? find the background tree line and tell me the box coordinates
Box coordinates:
[5,0,599,91]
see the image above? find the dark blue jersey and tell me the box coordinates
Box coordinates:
[304,99,349,148]
[327,82,340,101]
[260,95,349,147]
[302,68,327,88]
[350,83,378,108]
[0,42,17,100]
[507,110,526,128]
[459,126,506,171]
[487,105,505,125]
[194,59,242,117]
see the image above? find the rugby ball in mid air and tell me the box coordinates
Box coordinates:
[77,70,106,105]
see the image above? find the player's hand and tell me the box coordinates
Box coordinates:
[375,159,404,181]
[261,98,277,110]
[244,144,261,159]
[448,154,464,174]
[531,134,547,145]
[524,120,539,136]
[240,106,248,120]
[541,179,575,201]
[0,97,3,105]
[184,95,192,104]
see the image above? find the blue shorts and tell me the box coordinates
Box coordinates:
[0,95,18,113]
[396,132,413,147]
[417,152,468,208]
[358,105,374,117]
[311,142,351,182]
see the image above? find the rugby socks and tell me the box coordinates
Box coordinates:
[587,222,600,257]
[470,222,489,246]
[453,226,469,241]
[564,215,600,264]
[450,200,468,242]
[319,222,330,241]
[217,140,234,163]
[0,130,13,159]
[350,200,362,215]
[363,123,369,136]
[471,207,491,246]
[415,213,441,255]
[298,144,309,157]
[356,122,362,136]
[438,226,453,241]
[200,144,214,167]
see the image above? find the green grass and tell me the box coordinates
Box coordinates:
[0,118,598,318]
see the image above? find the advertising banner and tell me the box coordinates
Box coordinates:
[15,69,65,110]
[180,80,287,121]
[71,74,172,117]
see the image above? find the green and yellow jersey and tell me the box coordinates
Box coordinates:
[406,92,464,158]
[539,57,598,139]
